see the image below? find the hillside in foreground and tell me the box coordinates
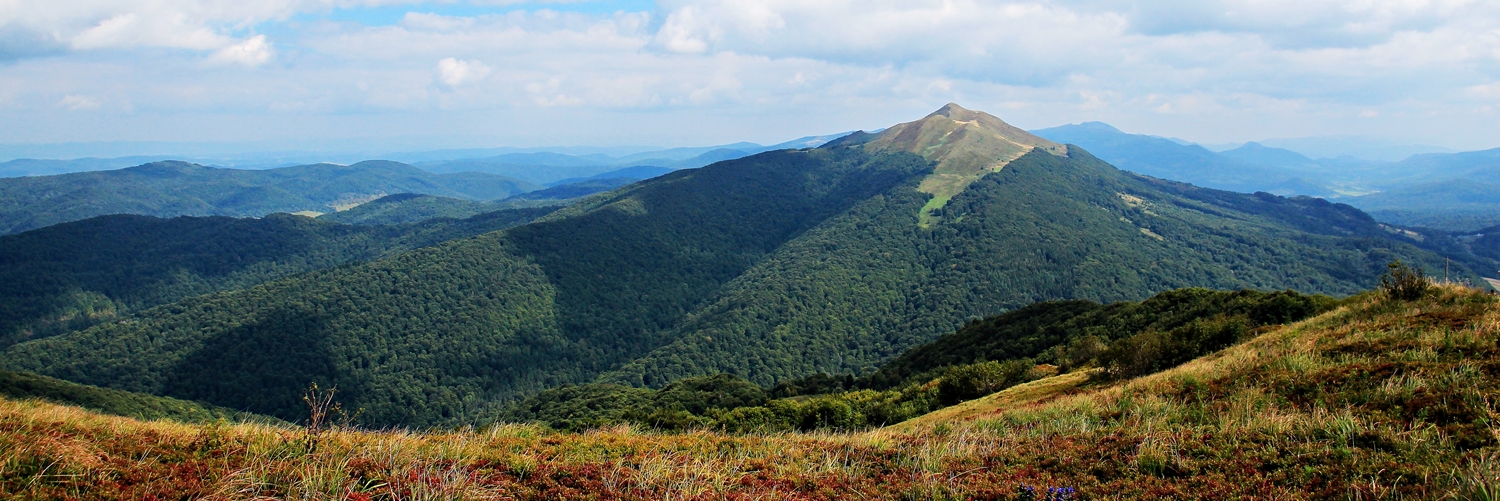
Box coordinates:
[3,284,1497,499]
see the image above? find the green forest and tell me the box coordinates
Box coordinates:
[0,160,540,234]
[0,139,1484,428]
[0,207,554,347]
[501,287,1335,432]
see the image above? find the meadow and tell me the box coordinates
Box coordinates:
[4,284,1499,500]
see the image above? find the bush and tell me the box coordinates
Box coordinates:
[937,359,1035,405]
[1100,317,1247,379]
[1054,335,1107,373]
[1380,260,1430,301]
[632,408,712,431]
[796,397,860,431]
[714,406,787,433]
[652,373,768,416]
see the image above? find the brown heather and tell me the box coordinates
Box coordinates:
[5,284,1500,500]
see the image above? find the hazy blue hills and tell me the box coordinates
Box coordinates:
[1218,142,1321,170]
[547,165,674,186]
[0,105,1469,428]
[1033,123,1500,231]
[1030,122,1332,196]
[0,156,177,178]
[0,160,541,235]
[1335,148,1500,230]
[414,134,847,184]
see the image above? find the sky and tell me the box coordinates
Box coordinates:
[0,0,1497,155]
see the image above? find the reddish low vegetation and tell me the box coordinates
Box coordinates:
[5,286,1500,500]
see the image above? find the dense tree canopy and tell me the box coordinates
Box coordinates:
[0,144,1471,428]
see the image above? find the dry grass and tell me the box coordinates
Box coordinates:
[5,285,1500,500]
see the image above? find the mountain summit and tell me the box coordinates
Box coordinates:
[845,103,1066,225]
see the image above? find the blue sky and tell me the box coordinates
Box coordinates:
[0,0,1496,156]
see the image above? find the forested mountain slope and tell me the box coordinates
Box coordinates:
[317,193,496,225]
[0,208,554,348]
[0,105,1467,428]
[0,148,927,426]
[0,160,540,234]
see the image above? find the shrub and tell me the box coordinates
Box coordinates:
[633,408,712,431]
[1055,335,1107,372]
[713,406,787,433]
[795,397,861,431]
[1100,317,1247,379]
[937,359,1035,405]
[652,373,768,416]
[1380,260,1430,301]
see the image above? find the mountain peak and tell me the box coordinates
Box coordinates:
[928,102,976,119]
[861,104,1067,225]
[1076,121,1123,133]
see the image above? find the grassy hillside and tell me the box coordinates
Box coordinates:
[0,208,553,347]
[2,285,1498,499]
[0,160,541,234]
[0,369,270,424]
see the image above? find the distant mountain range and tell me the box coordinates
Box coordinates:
[0,135,848,182]
[7,123,1496,230]
[412,134,849,185]
[0,160,679,235]
[0,104,1474,428]
[1030,123,1500,231]
[0,160,541,235]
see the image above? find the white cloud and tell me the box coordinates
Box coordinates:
[70,12,232,50]
[1469,83,1500,100]
[207,35,273,66]
[58,95,101,110]
[437,57,493,87]
[2,1,1500,150]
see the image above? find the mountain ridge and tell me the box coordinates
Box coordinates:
[0,160,541,234]
[0,105,1474,427]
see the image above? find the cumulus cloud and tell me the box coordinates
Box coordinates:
[58,95,101,110]
[1,1,1499,149]
[207,35,273,66]
[437,57,493,87]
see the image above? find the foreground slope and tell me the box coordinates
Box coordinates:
[0,105,1467,427]
[2,286,1498,500]
[0,160,540,234]
[0,369,270,424]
